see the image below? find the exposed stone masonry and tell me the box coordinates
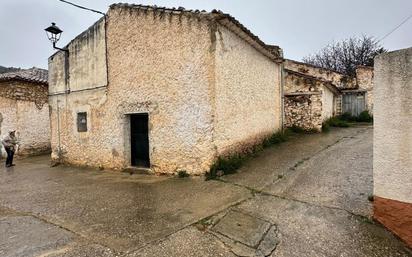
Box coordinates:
[284,93,323,131]
[0,81,48,109]
[283,70,330,131]
[0,77,50,157]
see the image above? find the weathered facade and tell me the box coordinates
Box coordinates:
[283,59,374,131]
[283,69,338,131]
[373,47,412,247]
[356,66,374,113]
[0,68,50,157]
[48,4,283,175]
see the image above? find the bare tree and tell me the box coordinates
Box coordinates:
[303,36,386,76]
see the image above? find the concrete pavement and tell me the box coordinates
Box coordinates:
[0,126,411,256]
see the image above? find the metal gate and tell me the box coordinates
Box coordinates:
[342,93,366,116]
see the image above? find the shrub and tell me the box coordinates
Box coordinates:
[322,121,330,132]
[289,126,319,134]
[177,170,190,178]
[206,129,293,180]
[357,110,373,122]
[332,118,350,127]
[289,125,306,134]
[323,117,350,129]
[206,155,245,180]
[339,111,373,123]
[340,112,357,122]
[267,130,289,145]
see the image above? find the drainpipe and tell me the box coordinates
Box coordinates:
[279,51,285,131]
[56,99,62,160]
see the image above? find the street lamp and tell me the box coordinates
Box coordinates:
[45,22,67,52]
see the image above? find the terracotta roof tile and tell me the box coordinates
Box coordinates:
[0,67,48,85]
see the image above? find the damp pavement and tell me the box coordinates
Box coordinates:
[0,125,411,257]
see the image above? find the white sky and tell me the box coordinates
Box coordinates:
[1,0,411,69]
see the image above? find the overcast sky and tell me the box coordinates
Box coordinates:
[1,0,411,69]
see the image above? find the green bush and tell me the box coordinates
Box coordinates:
[289,125,306,134]
[206,129,293,180]
[289,125,319,134]
[357,110,373,122]
[322,122,330,132]
[340,112,357,122]
[323,117,350,129]
[177,170,190,178]
[339,111,373,123]
[267,131,289,144]
[206,155,245,180]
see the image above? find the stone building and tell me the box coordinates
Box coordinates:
[283,69,340,131]
[48,4,283,175]
[356,66,374,113]
[373,47,412,248]
[283,59,374,131]
[0,68,50,156]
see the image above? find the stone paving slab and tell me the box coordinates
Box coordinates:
[264,126,373,217]
[0,215,74,257]
[235,195,412,257]
[212,210,271,248]
[221,127,369,191]
[44,243,117,257]
[126,227,235,257]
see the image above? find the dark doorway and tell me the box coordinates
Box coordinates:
[130,113,150,168]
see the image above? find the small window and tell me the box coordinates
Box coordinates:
[77,112,87,132]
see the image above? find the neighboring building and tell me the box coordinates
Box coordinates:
[283,59,374,131]
[356,66,374,113]
[0,68,50,157]
[373,47,412,248]
[48,4,283,175]
[283,69,340,131]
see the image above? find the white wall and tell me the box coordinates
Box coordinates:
[374,47,412,204]
[321,85,335,120]
[214,25,282,155]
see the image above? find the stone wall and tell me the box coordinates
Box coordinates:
[373,47,412,247]
[49,7,215,174]
[285,60,376,117]
[48,6,282,175]
[214,25,281,156]
[356,66,374,113]
[0,81,50,157]
[284,59,356,89]
[283,71,334,131]
[49,18,107,95]
[284,93,323,131]
[0,81,48,108]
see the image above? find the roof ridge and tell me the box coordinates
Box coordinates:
[0,67,48,85]
[110,3,282,62]
[110,3,212,14]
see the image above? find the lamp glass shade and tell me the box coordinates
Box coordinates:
[45,23,63,43]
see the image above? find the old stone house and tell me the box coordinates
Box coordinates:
[283,69,340,131]
[0,68,50,157]
[283,59,374,131]
[48,4,283,175]
[373,47,412,248]
[355,66,374,113]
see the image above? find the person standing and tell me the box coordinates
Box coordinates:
[2,131,18,168]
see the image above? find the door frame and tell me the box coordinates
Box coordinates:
[124,112,151,168]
